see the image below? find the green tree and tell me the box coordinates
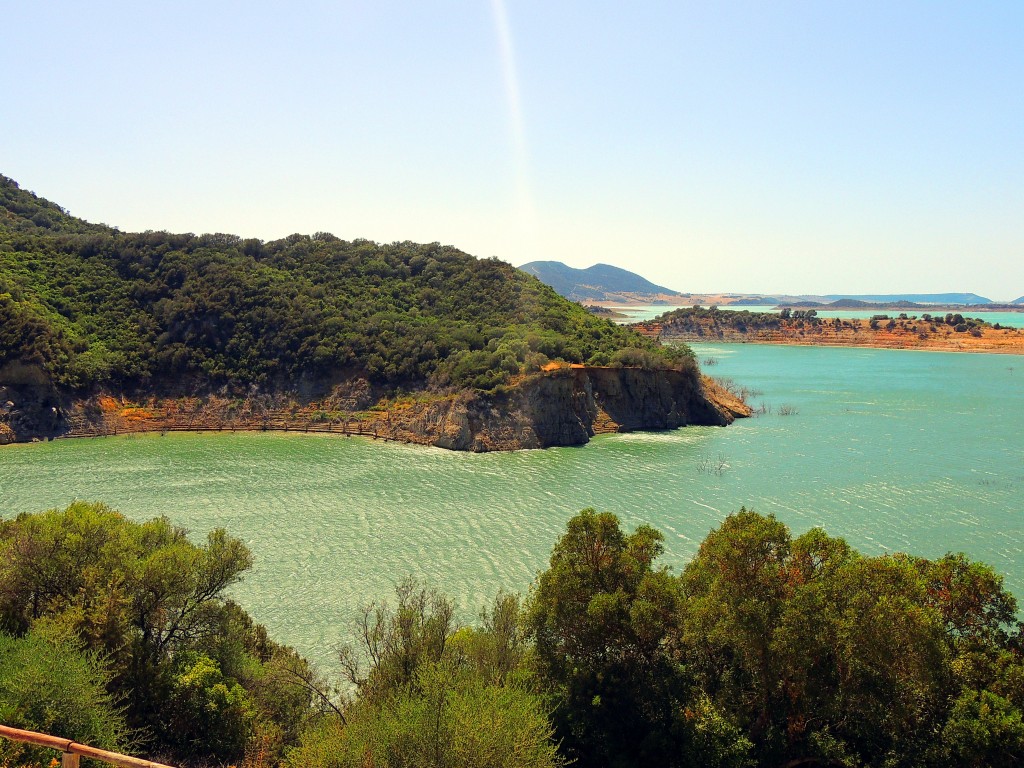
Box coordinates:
[527,509,722,768]
[164,651,255,761]
[0,629,132,766]
[942,690,1024,767]
[290,583,564,768]
[0,502,310,766]
[680,509,1024,768]
[680,509,793,755]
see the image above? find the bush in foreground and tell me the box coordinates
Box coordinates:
[3,502,1021,768]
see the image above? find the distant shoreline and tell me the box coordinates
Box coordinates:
[678,337,1024,355]
[634,311,1024,355]
[775,302,1024,313]
[586,298,1024,313]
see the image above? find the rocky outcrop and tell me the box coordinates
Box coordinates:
[380,366,748,451]
[700,376,753,421]
[0,366,748,451]
[0,377,65,444]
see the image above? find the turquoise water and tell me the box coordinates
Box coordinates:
[607,304,688,322]
[610,304,1024,327]
[2,345,1022,671]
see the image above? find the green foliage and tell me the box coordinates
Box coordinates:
[942,690,1024,767]
[0,174,691,394]
[448,591,532,686]
[0,502,313,765]
[290,583,564,768]
[0,177,110,235]
[338,578,456,704]
[166,650,255,761]
[655,305,788,335]
[526,509,727,768]
[0,629,132,766]
[526,508,1024,768]
[679,509,1024,768]
[289,662,562,768]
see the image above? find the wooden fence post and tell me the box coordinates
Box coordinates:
[62,752,80,767]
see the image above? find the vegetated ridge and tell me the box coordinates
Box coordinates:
[0,175,747,448]
[635,306,1024,353]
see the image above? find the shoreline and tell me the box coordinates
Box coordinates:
[3,367,748,451]
[19,421,638,450]
[636,314,1024,355]
[680,337,1024,355]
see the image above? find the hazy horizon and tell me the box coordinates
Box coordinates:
[5,2,1022,300]
[515,260,1018,302]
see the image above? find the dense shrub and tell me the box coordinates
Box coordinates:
[0,630,132,766]
[0,502,319,766]
[0,175,692,395]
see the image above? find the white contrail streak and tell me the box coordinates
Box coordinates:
[491,0,537,231]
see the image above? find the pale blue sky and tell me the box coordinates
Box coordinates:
[4,1,1022,299]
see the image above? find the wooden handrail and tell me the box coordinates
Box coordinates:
[0,724,175,768]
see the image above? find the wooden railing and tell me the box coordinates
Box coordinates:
[0,724,175,768]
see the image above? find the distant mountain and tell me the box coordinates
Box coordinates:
[518,261,681,302]
[725,295,783,305]
[822,293,992,305]
[825,299,927,309]
[1013,296,1024,305]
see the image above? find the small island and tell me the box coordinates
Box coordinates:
[635,306,1024,354]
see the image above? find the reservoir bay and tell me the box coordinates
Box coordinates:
[2,343,1022,670]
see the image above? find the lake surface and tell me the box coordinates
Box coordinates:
[2,344,1022,672]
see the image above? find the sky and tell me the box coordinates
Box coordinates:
[3,1,1023,300]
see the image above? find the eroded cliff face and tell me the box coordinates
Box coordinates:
[382,366,749,451]
[0,366,749,451]
[0,375,64,445]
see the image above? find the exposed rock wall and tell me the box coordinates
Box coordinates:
[1,367,748,451]
[381,366,748,451]
[0,380,64,444]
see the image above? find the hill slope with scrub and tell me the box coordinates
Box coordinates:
[0,176,742,448]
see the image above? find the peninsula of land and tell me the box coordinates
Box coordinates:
[0,175,747,448]
[636,307,1024,354]
[3,369,747,450]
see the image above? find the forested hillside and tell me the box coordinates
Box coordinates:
[0,175,689,396]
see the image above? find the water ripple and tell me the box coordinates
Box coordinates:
[2,345,1022,672]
